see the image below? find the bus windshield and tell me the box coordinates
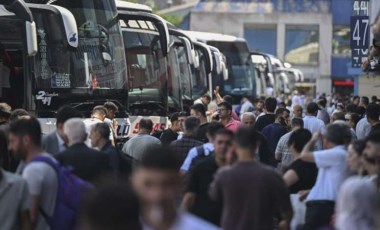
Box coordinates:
[34,0,127,90]
[191,47,208,99]
[207,41,255,99]
[122,26,167,115]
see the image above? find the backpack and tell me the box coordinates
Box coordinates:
[188,145,212,171]
[31,156,94,230]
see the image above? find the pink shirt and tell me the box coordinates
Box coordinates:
[225,119,241,133]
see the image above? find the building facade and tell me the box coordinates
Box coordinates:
[187,0,353,96]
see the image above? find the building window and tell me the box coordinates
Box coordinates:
[332,25,351,56]
[244,25,277,55]
[285,25,319,65]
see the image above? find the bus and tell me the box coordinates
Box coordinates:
[182,31,257,105]
[0,0,130,135]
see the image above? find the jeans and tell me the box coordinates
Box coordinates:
[303,200,335,230]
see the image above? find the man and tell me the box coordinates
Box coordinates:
[240,112,256,126]
[217,102,241,132]
[239,96,254,115]
[262,108,289,157]
[254,100,264,117]
[330,111,345,123]
[317,97,330,125]
[122,119,161,162]
[255,97,277,131]
[0,128,31,230]
[170,117,203,168]
[180,122,225,172]
[190,104,209,143]
[352,95,360,106]
[275,118,304,170]
[209,127,292,230]
[90,123,120,176]
[221,95,239,120]
[194,94,211,108]
[303,102,325,150]
[359,96,370,108]
[300,123,352,229]
[366,103,380,135]
[103,101,119,140]
[42,105,81,156]
[8,117,58,230]
[182,129,233,226]
[83,106,113,147]
[160,112,186,147]
[132,147,219,230]
[292,104,303,119]
[56,118,110,184]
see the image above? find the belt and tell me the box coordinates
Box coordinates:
[306,200,335,206]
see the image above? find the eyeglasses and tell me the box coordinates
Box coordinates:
[217,108,228,112]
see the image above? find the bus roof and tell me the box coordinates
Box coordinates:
[115,1,152,13]
[181,30,246,43]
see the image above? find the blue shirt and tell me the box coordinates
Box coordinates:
[262,123,288,155]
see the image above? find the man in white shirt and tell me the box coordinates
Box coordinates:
[9,118,58,230]
[132,147,219,230]
[83,105,113,147]
[303,102,325,150]
[300,123,352,230]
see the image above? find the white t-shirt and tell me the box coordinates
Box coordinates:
[303,115,325,150]
[143,212,220,230]
[307,145,349,201]
[22,154,58,230]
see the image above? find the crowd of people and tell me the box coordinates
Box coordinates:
[0,92,380,230]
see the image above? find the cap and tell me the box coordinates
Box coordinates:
[306,102,320,113]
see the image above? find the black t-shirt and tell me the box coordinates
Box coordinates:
[255,114,275,131]
[369,123,380,136]
[160,129,178,147]
[286,159,318,194]
[196,123,210,143]
[187,156,222,226]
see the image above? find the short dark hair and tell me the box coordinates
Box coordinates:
[353,95,360,101]
[218,102,232,111]
[366,103,380,121]
[275,108,286,118]
[0,129,7,166]
[323,123,352,145]
[139,147,177,171]
[184,117,200,134]
[214,128,234,139]
[361,96,370,106]
[201,94,211,101]
[307,102,319,114]
[9,117,42,146]
[103,101,118,112]
[332,112,345,121]
[351,139,366,157]
[279,102,286,107]
[345,103,357,113]
[93,123,110,140]
[81,183,141,230]
[264,97,277,113]
[291,118,304,128]
[207,122,225,138]
[169,112,187,123]
[235,127,262,153]
[190,104,206,118]
[372,95,378,103]
[93,105,108,116]
[366,131,380,145]
[318,97,327,107]
[9,109,29,121]
[349,113,361,127]
[56,105,81,125]
[355,106,366,117]
[223,95,234,105]
[139,119,153,131]
[288,128,312,153]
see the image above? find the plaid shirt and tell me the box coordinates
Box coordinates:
[170,136,203,168]
[275,131,294,169]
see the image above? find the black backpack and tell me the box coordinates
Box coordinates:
[188,145,212,171]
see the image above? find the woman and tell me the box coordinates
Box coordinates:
[283,129,318,194]
[346,140,366,175]
[335,176,377,230]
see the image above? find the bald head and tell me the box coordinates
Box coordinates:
[241,112,256,127]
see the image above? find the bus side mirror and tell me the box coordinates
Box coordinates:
[102,52,112,62]
[25,21,37,56]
